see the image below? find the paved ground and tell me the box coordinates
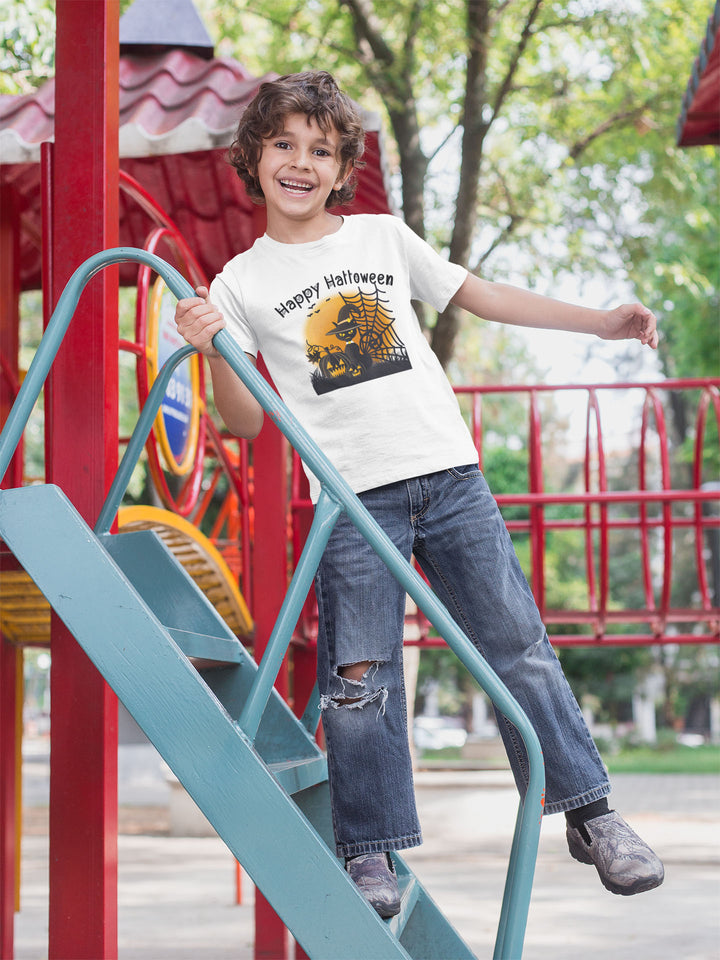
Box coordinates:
[14,744,720,960]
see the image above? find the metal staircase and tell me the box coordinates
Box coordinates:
[0,249,545,959]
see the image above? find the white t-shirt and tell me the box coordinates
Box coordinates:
[210,213,478,501]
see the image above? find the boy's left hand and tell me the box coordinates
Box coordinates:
[601,303,659,349]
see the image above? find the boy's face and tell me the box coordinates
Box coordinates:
[255,113,348,234]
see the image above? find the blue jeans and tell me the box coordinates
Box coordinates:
[315,464,610,858]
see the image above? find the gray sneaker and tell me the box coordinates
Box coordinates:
[567,810,665,896]
[346,853,401,918]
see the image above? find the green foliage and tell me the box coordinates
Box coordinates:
[624,146,719,379]
[415,647,473,718]
[477,1,715,285]
[200,2,716,359]
[0,0,55,94]
[604,743,720,774]
[558,644,653,724]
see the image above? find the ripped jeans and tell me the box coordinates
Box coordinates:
[315,464,610,858]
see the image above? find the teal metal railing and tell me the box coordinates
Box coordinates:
[0,248,545,959]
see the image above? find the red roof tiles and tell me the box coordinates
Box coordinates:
[0,50,393,291]
[677,0,720,147]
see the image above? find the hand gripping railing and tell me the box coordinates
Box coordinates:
[0,249,545,959]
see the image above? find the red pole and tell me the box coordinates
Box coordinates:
[0,185,21,489]
[46,2,119,958]
[0,641,18,959]
[0,178,21,960]
[251,361,290,960]
[528,390,545,615]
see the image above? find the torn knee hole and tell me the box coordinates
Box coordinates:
[333,660,374,703]
[320,661,388,714]
[332,689,365,706]
[338,660,375,683]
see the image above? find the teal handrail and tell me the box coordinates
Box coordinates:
[0,248,544,959]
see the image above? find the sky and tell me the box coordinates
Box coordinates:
[511,271,665,460]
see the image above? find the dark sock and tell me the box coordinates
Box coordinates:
[565,797,611,831]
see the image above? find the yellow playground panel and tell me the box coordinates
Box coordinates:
[0,505,253,645]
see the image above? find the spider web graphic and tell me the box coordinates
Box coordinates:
[340,288,409,363]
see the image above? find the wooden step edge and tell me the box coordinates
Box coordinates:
[166,627,243,665]
[267,755,328,795]
[386,874,420,939]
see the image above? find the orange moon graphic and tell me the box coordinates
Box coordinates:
[305,293,357,348]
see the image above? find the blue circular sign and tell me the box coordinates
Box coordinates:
[148,277,200,475]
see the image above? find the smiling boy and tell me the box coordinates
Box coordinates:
[175,71,664,917]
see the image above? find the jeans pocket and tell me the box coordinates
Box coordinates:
[446,462,481,480]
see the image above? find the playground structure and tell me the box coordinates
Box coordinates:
[0,1,718,959]
[0,247,546,960]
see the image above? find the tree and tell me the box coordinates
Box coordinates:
[0,0,55,94]
[624,145,719,473]
[200,0,715,368]
[206,4,719,740]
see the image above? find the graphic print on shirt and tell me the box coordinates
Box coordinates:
[305,286,411,395]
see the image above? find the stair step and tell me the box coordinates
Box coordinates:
[166,626,242,666]
[387,873,420,938]
[0,483,480,959]
[391,861,477,960]
[268,755,328,795]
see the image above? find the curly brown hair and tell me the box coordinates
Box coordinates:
[228,72,366,208]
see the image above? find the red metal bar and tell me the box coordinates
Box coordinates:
[287,465,319,724]
[287,379,719,648]
[548,633,718,646]
[528,390,545,614]
[455,376,720,394]
[119,171,205,287]
[234,859,243,905]
[132,226,207,516]
[471,391,484,470]
[652,389,673,616]
[239,440,252,605]
[542,606,719,624]
[254,894,289,960]
[0,640,18,959]
[638,388,673,627]
[595,392,609,618]
[294,939,312,960]
[198,430,253,604]
[405,631,718,647]
[203,416,248,505]
[693,386,720,610]
[290,483,720,512]
[290,455,317,643]
[0,184,22,490]
[251,359,290,960]
[584,389,610,615]
[117,338,145,357]
[46,3,120,958]
[494,489,720,506]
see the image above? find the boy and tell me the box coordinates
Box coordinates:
[175,71,664,917]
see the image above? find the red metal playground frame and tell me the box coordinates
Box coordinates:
[291,379,720,649]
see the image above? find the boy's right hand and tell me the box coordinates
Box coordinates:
[174,286,225,359]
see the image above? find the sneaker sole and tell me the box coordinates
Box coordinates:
[374,901,402,919]
[598,872,665,897]
[567,831,664,895]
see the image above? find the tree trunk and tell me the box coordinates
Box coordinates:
[431,0,491,367]
[389,103,428,240]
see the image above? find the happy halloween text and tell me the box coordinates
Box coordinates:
[273,271,394,319]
